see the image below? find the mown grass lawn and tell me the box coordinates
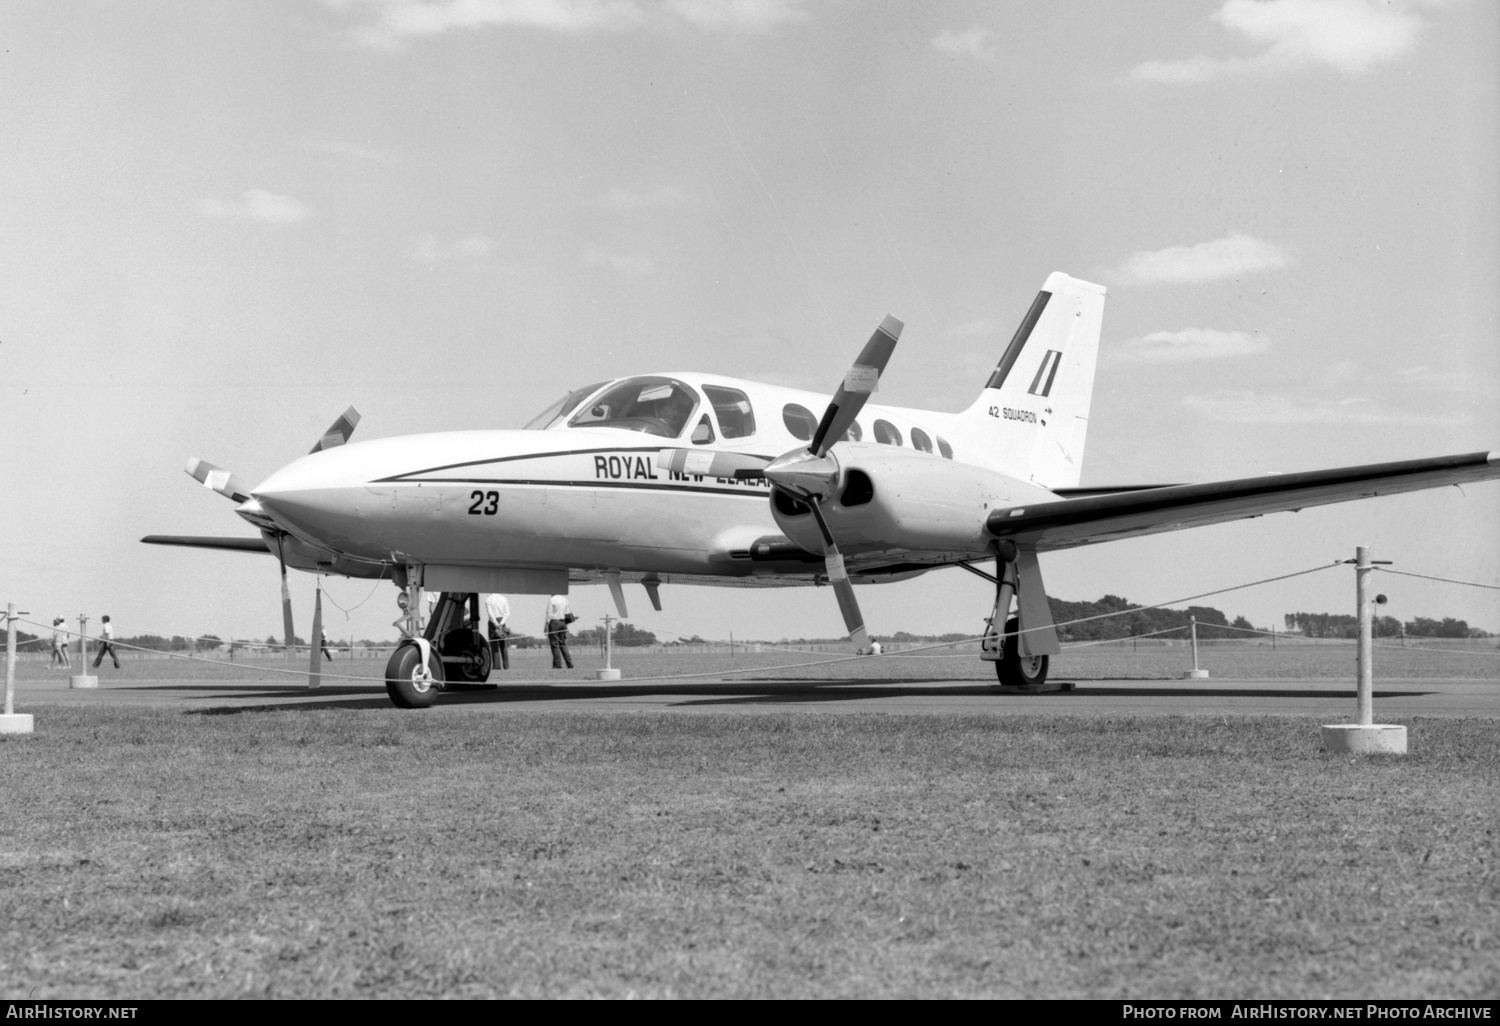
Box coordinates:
[1,710,1495,999]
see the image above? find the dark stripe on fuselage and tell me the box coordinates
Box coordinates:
[373,446,674,483]
[396,477,771,498]
[984,290,1052,391]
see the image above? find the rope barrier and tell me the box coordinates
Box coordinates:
[1374,567,1500,591]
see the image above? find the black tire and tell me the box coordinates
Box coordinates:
[996,616,1049,688]
[385,643,444,709]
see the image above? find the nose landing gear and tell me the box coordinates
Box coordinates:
[385,589,496,708]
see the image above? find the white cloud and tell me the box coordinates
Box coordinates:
[414,234,496,262]
[198,189,310,225]
[596,185,688,209]
[1183,389,1464,424]
[931,27,996,63]
[1117,328,1269,362]
[584,247,656,275]
[331,0,807,49]
[1131,0,1427,83]
[1116,233,1292,284]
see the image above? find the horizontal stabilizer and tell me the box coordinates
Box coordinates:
[141,535,271,554]
[989,450,1500,550]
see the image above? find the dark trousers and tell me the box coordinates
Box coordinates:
[92,641,119,668]
[488,626,510,670]
[547,621,573,669]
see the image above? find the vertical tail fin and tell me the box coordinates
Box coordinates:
[961,272,1106,489]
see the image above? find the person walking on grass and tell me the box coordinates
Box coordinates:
[92,614,120,669]
[545,594,575,670]
[49,618,71,669]
[320,626,334,661]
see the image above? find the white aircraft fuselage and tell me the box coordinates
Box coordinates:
[249,372,1061,589]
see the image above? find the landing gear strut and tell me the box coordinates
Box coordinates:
[978,544,1061,691]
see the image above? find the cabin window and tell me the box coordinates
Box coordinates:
[568,376,701,438]
[843,420,862,442]
[703,385,756,439]
[691,414,715,445]
[523,381,608,430]
[782,403,818,442]
[910,427,933,453]
[873,419,903,446]
[936,436,954,459]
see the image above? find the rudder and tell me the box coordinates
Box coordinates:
[962,272,1106,489]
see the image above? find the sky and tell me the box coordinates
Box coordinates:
[2,0,1497,649]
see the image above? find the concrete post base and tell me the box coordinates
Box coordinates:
[1321,724,1407,755]
[0,714,35,735]
[1183,669,1210,679]
[593,668,622,681]
[69,675,99,689]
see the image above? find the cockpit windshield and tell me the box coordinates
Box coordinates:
[523,382,609,431]
[568,376,701,438]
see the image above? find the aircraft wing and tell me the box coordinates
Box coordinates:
[990,450,1499,550]
[141,535,272,554]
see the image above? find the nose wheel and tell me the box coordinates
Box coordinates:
[385,643,444,708]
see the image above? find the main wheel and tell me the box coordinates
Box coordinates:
[385,643,444,709]
[441,628,492,686]
[996,616,1049,688]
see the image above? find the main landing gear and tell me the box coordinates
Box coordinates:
[385,590,495,709]
[978,544,1067,692]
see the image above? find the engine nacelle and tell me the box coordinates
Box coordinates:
[769,444,1053,559]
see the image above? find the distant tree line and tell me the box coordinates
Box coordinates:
[1048,596,1249,642]
[1283,612,1488,639]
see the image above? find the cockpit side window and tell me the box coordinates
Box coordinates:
[523,381,609,430]
[702,385,756,439]
[568,376,701,438]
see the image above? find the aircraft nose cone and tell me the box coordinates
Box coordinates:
[252,451,368,545]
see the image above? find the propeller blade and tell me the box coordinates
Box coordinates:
[808,315,903,458]
[185,458,252,504]
[275,534,296,660]
[807,502,871,654]
[656,449,772,480]
[310,406,362,454]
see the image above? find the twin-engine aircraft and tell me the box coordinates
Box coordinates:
[146,272,1499,707]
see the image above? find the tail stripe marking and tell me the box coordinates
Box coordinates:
[984,290,1052,390]
[1027,350,1063,397]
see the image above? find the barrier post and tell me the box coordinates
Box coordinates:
[69,613,98,690]
[1321,546,1406,755]
[3,603,35,734]
[1183,615,1209,679]
[594,613,621,681]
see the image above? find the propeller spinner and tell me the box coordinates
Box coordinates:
[763,315,903,654]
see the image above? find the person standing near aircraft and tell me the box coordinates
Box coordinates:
[49,618,71,669]
[545,594,575,670]
[485,593,512,671]
[92,615,120,669]
[320,626,334,661]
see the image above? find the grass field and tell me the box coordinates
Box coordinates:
[1,709,1496,999]
[13,638,1499,686]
